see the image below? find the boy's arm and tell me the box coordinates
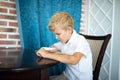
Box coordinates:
[36,48,83,65]
[46,51,83,65]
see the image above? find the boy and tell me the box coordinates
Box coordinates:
[36,12,93,80]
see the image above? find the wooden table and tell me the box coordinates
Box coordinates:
[0,48,59,80]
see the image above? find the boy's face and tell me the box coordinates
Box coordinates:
[52,27,72,43]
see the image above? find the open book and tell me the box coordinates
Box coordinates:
[42,47,55,51]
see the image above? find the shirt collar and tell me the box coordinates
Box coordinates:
[65,30,78,45]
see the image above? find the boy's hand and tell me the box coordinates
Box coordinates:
[36,46,58,57]
[36,48,47,58]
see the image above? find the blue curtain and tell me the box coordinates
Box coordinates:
[16,0,82,75]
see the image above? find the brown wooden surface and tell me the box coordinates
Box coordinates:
[0,48,59,80]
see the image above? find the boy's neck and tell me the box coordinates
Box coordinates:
[65,30,73,44]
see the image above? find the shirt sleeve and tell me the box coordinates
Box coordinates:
[75,36,91,57]
[53,42,64,51]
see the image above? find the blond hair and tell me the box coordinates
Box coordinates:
[48,12,74,31]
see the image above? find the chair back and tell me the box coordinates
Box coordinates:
[81,34,111,80]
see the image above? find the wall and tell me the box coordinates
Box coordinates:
[80,0,86,33]
[85,0,112,79]
[85,0,120,80]
[0,0,21,48]
[110,0,120,79]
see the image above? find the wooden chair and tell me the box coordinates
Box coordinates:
[81,33,111,80]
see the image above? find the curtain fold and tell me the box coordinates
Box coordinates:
[17,0,41,49]
[16,0,82,75]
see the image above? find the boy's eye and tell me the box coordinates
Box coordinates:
[56,33,60,35]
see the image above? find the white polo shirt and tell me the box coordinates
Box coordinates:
[54,30,93,80]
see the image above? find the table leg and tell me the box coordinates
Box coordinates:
[39,68,49,80]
